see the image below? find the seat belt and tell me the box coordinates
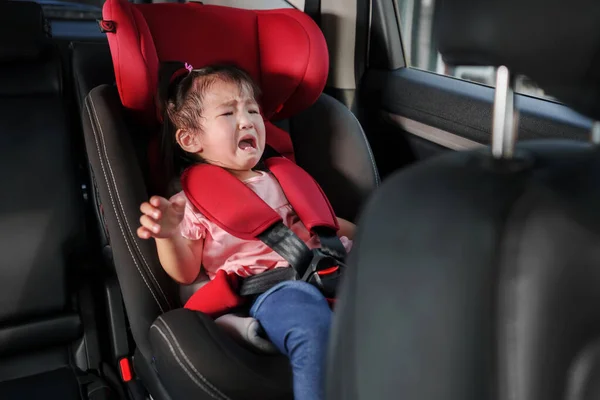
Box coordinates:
[261,146,347,263]
[304,0,321,27]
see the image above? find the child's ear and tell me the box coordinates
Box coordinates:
[175,129,202,153]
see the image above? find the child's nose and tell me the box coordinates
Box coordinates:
[239,113,254,129]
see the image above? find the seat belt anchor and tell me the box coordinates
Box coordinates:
[119,357,133,382]
[302,249,345,298]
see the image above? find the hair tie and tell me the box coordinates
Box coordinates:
[185,62,193,72]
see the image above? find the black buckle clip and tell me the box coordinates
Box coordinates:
[98,19,116,33]
[301,249,345,298]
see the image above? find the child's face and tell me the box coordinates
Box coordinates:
[182,79,266,173]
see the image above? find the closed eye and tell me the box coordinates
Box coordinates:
[221,112,234,116]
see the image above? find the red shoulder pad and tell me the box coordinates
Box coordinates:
[181,164,282,240]
[265,157,339,232]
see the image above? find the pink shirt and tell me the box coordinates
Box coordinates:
[172,171,352,280]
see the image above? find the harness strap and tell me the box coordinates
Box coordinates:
[181,164,282,240]
[238,268,297,297]
[265,157,339,232]
[313,227,347,261]
[258,221,313,276]
[182,151,347,299]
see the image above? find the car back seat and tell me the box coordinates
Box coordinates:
[0,2,111,398]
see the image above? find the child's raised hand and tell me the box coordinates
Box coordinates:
[137,195,187,239]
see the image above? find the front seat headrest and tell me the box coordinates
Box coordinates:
[0,1,51,62]
[434,0,600,120]
[102,0,328,125]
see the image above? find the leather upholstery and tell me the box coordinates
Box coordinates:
[0,2,96,397]
[70,41,116,249]
[0,1,51,62]
[82,84,178,357]
[150,309,292,400]
[0,313,81,357]
[328,2,600,397]
[0,367,82,400]
[290,93,380,221]
[0,96,78,322]
[0,58,61,96]
[328,141,600,400]
[0,4,83,325]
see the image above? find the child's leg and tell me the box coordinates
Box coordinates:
[250,281,332,400]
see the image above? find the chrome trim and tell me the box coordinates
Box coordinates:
[592,121,600,145]
[385,112,484,150]
[492,66,517,159]
[365,0,373,69]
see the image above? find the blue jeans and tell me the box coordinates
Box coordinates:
[250,281,332,400]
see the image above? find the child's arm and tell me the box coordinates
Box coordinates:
[336,217,356,240]
[137,195,203,284]
[154,236,203,284]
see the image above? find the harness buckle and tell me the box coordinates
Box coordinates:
[301,249,345,298]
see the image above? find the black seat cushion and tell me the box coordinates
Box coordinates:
[0,0,87,375]
[0,1,52,62]
[0,368,82,400]
[327,141,600,400]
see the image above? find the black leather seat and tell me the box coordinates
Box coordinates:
[0,2,110,398]
[77,1,379,399]
[71,41,114,116]
[70,40,115,249]
[327,1,600,399]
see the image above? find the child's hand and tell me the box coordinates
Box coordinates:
[137,195,187,239]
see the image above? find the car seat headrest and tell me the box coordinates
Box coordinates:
[0,1,51,62]
[434,0,600,120]
[102,0,329,124]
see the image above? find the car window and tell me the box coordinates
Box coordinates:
[396,0,554,100]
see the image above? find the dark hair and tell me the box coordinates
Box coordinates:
[157,62,262,181]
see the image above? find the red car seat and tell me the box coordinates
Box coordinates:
[79,0,379,399]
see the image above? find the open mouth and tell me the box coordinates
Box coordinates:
[238,134,257,151]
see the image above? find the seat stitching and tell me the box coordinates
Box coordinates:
[85,98,164,313]
[89,98,171,309]
[150,323,223,400]
[157,316,232,400]
[89,99,171,307]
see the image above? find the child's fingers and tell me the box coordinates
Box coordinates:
[150,196,170,210]
[140,214,161,235]
[171,196,187,213]
[137,226,153,239]
[140,202,161,219]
